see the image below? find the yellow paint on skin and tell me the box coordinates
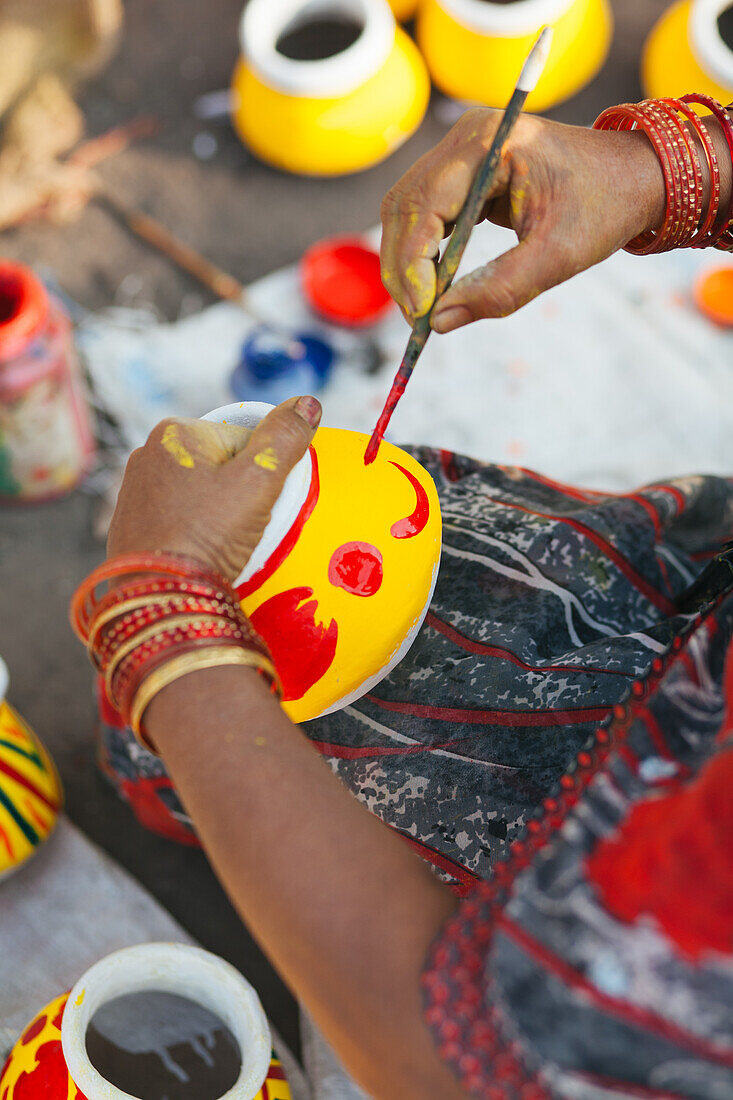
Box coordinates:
[161,424,194,469]
[254,447,279,472]
[404,260,434,316]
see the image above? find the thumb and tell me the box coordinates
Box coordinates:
[227,395,322,506]
[431,234,568,332]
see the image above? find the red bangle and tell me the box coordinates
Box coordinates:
[70,552,233,642]
[662,99,721,246]
[594,103,679,254]
[593,96,732,254]
[679,94,733,249]
[643,100,701,249]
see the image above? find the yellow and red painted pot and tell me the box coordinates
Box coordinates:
[0,655,63,880]
[230,0,430,176]
[0,943,291,1100]
[203,402,442,724]
[416,0,613,111]
[642,0,733,102]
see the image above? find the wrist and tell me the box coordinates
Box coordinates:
[146,663,267,755]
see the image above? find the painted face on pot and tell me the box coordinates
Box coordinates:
[236,424,442,723]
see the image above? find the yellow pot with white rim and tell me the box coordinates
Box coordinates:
[231,0,430,176]
[203,402,442,724]
[416,0,613,112]
[643,0,733,102]
[388,0,421,19]
[0,655,63,880]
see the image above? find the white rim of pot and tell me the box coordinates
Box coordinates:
[62,942,271,1100]
[202,402,313,590]
[239,0,396,97]
[430,0,574,37]
[690,0,733,89]
[0,656,7,707]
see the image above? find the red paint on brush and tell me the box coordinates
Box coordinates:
[329,542,383,596]
[390,462,429,538]
[364,364,411,465]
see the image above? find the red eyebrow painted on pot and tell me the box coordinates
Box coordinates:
[390,462,429,539]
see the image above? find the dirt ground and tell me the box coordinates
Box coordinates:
[0,0,673,1055]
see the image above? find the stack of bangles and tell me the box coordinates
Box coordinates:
[70,552,282,753]
[593,94,733,254]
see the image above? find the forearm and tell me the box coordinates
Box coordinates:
[146,667,462,1100]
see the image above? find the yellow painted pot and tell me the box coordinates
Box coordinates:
[231,0,430,176]
[0,944,290,1100]
[417,0,613,112]
[642,0,733,103]
[203,403,442,724]
[0,657,62,880]
[388,0,421,19]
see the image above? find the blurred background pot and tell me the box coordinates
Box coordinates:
[416,0,613,111]
[642,0,733,102]
[230,0,430,175]
[0,654,63,881]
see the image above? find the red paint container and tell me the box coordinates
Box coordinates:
[301,236,392,326]
[0,261,95,501]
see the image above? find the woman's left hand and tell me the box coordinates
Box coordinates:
[108,396,321,582]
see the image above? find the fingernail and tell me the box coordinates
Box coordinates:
[294,395,322,428]
[432,306,470,334]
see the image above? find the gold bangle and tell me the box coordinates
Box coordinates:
[88,593,240,660]
[103,614,241,706]
[130,645,282,750]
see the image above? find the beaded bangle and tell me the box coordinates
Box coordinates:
[111,620,262,719]
[71,552,233,642]
[680,94,733,249]
[593,96,733,254]
[663,99,721,246]
[71,551,284,755]
[594,103,679,254]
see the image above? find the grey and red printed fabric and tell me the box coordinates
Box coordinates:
[96,448,733,1098]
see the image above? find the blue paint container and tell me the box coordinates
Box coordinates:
[230,326,334,405]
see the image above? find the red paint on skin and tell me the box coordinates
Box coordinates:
[328,543,383,596]
[20,1017,46,1046]
[250,587,338,702]
[0,822,13,860]
[237,448,320,599]
[389,462,430,539]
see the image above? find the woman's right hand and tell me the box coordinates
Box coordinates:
[380,108,668,333]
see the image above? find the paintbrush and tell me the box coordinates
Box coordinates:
[363,25,554,465]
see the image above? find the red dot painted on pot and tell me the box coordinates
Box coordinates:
[329,542,383,597]
[301,237,392,327]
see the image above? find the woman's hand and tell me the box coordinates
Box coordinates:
[108,396,321,581]
[380,108,667,332]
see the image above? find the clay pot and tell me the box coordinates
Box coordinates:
[202,402,442,723]
[417,0,613,111]
[0,942,290,1100]
[643,0,733,101]
[0,654,63,880]
[230,0,429,175]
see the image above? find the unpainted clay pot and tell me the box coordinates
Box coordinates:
[230,0,429,175]
[203,402,442,724]
[0,654,63,881]
[0,943,290,1100]
[417,0,613,111]
[643,0,733,102]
